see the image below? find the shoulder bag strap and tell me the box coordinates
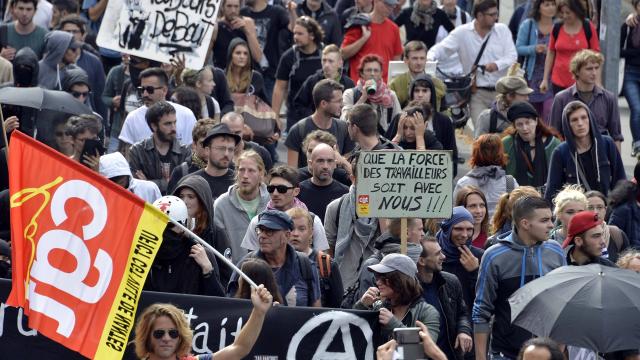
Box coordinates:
[471,33,492,74]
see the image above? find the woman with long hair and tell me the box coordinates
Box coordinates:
[502,101,561,193]
[225,38,269,105]
[173,175,232,284]
[487,186,541,247]
[355,253,440,342]
[540,0,599,94]
[235,258,284,304]
[181,67,221,121]
[455,185,489,248]
[171,86,205,121]
[585,190,630,262]
[515,0,557,122]
[454,134,519,218]
[550,184,587,245]
[608,161,640,248]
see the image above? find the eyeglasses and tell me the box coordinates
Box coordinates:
[211,145,236,153]
[152,329,179,339]
[267,184,294,194]
[71,90,90,98]
[137,86,164,95]
[362,68,381,74]
[255,226,277,236]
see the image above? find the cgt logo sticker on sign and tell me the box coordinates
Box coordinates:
[357,195,370,216]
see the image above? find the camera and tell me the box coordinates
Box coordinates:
[393,327,426,360]
[365,81,377,95]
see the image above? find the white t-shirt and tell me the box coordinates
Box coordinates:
[118,101,196,145]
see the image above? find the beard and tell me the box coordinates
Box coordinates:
[157,130,176,143]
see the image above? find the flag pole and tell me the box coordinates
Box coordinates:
[169,218,258,290]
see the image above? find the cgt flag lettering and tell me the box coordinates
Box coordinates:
[6,131,168,359]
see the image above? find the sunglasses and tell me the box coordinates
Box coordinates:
[55,131,70,137]
[71,90,90,98]
[152,329,179,339]
[137,86,164,95]
[267,185,294,194]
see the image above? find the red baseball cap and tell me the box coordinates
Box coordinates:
[562,211,602,248]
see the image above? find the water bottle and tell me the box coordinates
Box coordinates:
[365,81,377,95]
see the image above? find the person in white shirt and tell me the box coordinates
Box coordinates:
[434,0,471,76]
[427,0,517,130]
[118,67,196,154]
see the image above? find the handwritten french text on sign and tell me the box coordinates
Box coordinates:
[356,150,453,218]
[96,0,220,69]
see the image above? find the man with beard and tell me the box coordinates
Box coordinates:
[1,0,47,60]
[118,67,196,154]
[128,101,191,195]
[297,143,349,223]
[214,150,270,263]
[562,211,615,266]
[210,0,264,70]
[190,122,241,199]
[286,79,354,168]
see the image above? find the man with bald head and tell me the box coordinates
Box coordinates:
[297,143,349,222]
[221,112,273,171]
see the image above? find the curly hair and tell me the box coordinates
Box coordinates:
[616,249,640,269]
[357,54,384,77]
[295,16,324,47]
[134,303,193,359]
[469,134,508,168]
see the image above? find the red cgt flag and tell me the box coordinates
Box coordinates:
[6,131,168,359]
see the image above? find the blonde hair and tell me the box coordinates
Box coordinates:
[616,249,640,269]
[570,49,604,77]
[322,44,341,57]
[491,186,540,234]
[552,184,587,217]
[287,207,314,228]
[134,303,193,359]
[236,150,265,180]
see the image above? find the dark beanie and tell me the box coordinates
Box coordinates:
[507,101,538,123]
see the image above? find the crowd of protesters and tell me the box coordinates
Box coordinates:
[1,0,640,358]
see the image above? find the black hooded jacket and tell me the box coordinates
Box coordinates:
[385,74,459,175]
[226,37,270,105]
[172,175,233,284]
[62,67,95,111]
[0,48,39,140]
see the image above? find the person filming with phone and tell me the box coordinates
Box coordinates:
[354,253,441,343]
[65,114,104,172]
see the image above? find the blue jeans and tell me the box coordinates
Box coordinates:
[623,65,640,148]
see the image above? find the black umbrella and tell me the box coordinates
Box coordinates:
[0,87,92,115]
[509,264,640,352]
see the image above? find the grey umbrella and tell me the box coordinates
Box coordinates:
[0,87,92,115]
[509,264,640,352]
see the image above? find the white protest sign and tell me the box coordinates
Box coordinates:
[356,150,453,218]
[96,0,220,69]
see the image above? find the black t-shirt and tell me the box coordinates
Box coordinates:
[578,149,603,193]
[284,116,355,167]
[240,5,290,78]
[297,179,349,223]
[191,168,236,199]
[276,47,322,117]
[212,22,247,69]
[394,8,454,47]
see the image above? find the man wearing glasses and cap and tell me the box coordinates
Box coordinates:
[118,67,196,154]
[228,210,322,307]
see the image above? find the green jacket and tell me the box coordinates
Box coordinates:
[389,72,446,109]
[502,134,561,185]
[355,298,440,341]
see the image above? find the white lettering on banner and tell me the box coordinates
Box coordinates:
[28,180,114,338]
[287,311,374,360]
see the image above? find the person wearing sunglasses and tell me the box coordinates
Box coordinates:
[241,165,329,254]
[134,285,274,360]
[118,67,197,156]
[62,67,95,110]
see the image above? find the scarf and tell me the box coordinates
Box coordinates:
[377,238,424,263]
[266,197,308,211]
[357,79,393,108]
[410,0,438,31]
[334,186,378,262]
[191,152,207,170]
[513,133,547,187]
[436,206,474,264]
